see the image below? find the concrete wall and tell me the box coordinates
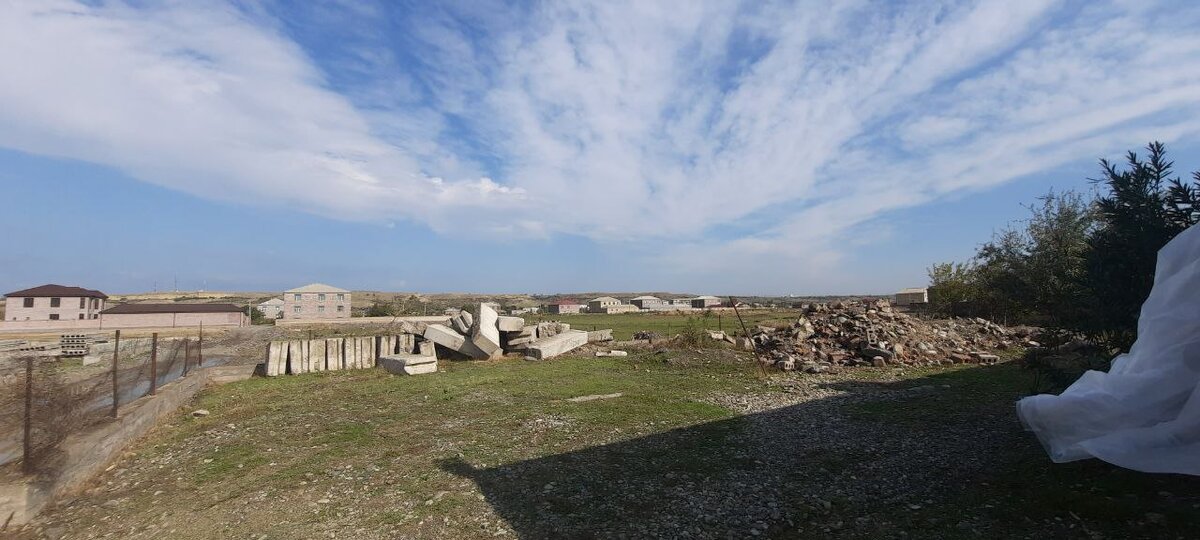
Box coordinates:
[547,304,583,314]
[0,318,103,333]
[281,291,351,319]
[894,291,928,306]
[273,315,448,326]
[0,363,256,526]
[100,311,247,329]
[5,296,104,322]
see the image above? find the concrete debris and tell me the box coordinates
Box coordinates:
[586,329,613,342]
[379,350,438,376]
[424,323,488,359]
[595,350,628,357]
[730,299,1030,372]
[472,303,503,356]
[565,392,623,403]
[525,330,589,361]
[497,316,526,332]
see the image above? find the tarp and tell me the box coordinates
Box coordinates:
[1016,223,1200,475]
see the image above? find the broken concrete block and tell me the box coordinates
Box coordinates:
[472,303,502,356]
[287,340,308,375]
[361,336,377,368]
[451,314,471,335]
[424,324,488,359]
[497,316,525,332]
[379,353,438,375]
[417,340,434,356]
[587,329,613,342]
[595,350,628,357]
[506,335,536,347]
[525,330,589,360]
[326,338,344,370]
[397,334,415,354]
[379,335,395,356]
[266,341,285,377]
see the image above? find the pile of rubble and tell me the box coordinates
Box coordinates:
[423,304,612,361]
[732,299,1034,373]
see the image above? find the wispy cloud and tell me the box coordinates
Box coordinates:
[2,0,1200,291]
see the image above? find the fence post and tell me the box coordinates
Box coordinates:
[149,332,158,396]
[198,322,204,367]
[23,356,33,473]
[184,338,191,377]
[111,329,121,418]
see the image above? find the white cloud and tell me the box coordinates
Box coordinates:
[2,0,1200,292]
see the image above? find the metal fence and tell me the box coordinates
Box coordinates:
[0,328,208,473]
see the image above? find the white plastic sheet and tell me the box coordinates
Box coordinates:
[1016,223,1200,475]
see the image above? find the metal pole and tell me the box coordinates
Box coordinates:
[111,330,121,418]
[729,297,768,377]
[183,338,191,377]
[23,356,33,473]
[149,332,158,396]
[198,322,204,367]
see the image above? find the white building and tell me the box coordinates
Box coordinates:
[256,298,285,319]
[894,287,929,306]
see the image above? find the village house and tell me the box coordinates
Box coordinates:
[4,284,107,321]
[894,287,929,306]
[690,295,722,308]
[256,297,285,319]
[546,299,584,314]
[100,303,248,328]
[587,296,621,313]
[630,295,667,309]
[283,283,351,319]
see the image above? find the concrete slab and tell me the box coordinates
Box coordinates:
[378,353,437,375]
[287,340,306,374]
[451,314,471,335]
[586,329,613,342]
[472,303,502,356]
[497,316,525,332]
[424,324,487,359]
[361,336,377,368]
[266,341,285,376]
[525,330,589,360]
[309,339,326,372]
[326,338,344,370]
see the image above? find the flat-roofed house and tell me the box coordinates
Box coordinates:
[690,295,722,308]
[257,298,285,319]
[4,284,107,321]
[100,303,247,328]
[283,283,351,319]
[894,287,929,306]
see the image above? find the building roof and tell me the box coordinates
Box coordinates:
[258,298,285,306]
[897,287,928,294]
[630,295,661,301]
[285,283,350,293]
[4,284,108,299]
[551,298,582,306]
[694,295,721,300]
[102,303,244,315]
[589,296,621,303]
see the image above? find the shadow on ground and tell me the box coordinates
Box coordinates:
[442,364,1200,539]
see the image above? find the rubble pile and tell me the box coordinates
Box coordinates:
[425,304,611,361]
[739,299,1034,373]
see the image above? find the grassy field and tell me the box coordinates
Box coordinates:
[527,309,803,340]
[15,350,1200,539]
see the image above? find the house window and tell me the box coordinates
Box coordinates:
[79,313,84,319]
[93,314,99,319]
[50,297,61,307]
[318,305,326,313]
[23,298,33,308]
[294,293,301,301]
[293,305,301,313]
[80,298,86,309]
[318,293,326,301]
[336,293,345,301]
[336,305,344,312]
[49,314,59,320]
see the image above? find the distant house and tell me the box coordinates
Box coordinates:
[510,307,540,315]
[894,287,929,306]
[690,295,722,309]
[4,284,107,321]
[547,299,584,314]
[630,295,667,309]
[100,303,247,328]
[256,298,285,319]
[587,297,622,313]
[283,283,351,319]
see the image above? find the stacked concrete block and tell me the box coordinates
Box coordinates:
[525,330,589,361]
[497,316,525,332]
[472,303,502,357]
[424,323,488,359]
[326,338,344,370]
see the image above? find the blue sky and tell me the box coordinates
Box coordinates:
[2,0,1200,296]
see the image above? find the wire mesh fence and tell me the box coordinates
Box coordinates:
[0,329,206,474]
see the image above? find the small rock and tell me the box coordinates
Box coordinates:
[191,409,210,418]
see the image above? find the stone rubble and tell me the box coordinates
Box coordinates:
[731,299,1033,373]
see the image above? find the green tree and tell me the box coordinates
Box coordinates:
[366,301,398,317]
[927,261,978,317]
[1083,142,1200,349]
